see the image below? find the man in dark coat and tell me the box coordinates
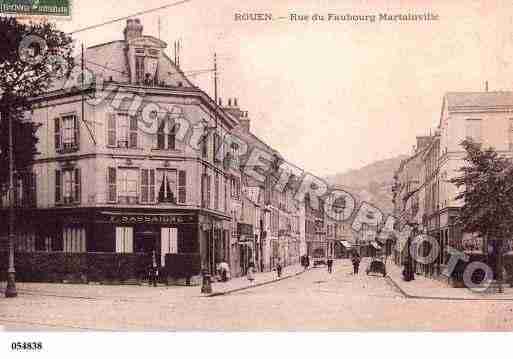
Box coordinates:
[352,253,361,275]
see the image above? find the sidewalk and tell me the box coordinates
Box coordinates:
[0,263,308,300]
[207,263,307,296]
[386,260,513,300]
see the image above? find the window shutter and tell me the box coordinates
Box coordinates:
[157,119,165,149]
[224,177,228,211]
[168,123,176,150]
[201,133,208,158]
[201,173,207,207]
[129,116,138,148]
[55,170,61,204]
[54,118,61,151]
[141,169,149,203]
[149,169,155,203]
[107,167,117,203]
[178,170,186,204]
[206,175,211,208]
[74,168,81,203]
[214,173,219,209]
[107,114,116,147]
[73,115,80,148]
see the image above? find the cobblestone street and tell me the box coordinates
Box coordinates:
[2,259,513,331]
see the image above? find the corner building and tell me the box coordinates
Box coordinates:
[0,19,239,279]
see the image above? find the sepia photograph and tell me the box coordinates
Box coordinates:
[1,0,513,356]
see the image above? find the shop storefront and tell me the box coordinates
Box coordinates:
[237,222,254,275]
[0,207,231,280]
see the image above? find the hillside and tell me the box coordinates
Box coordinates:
[325,155,409,215]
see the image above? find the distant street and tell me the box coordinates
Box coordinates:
[2,259,513,331]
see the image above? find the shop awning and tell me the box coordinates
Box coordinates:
[339,240,352,248]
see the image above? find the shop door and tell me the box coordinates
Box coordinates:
[135,228,158,255]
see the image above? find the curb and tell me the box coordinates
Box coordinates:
[385,274,513,301]
[205,269,308,297]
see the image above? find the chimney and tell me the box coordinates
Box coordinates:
[218,98,222,106]
[239,111,250,132]
[415,136,432,152]
[124,18,143,42]
[234,98,238,107]
[228,98,232,107]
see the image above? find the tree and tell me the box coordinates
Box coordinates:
[0,17,74,185]
[450,139,513,290]
[0,16,74,297]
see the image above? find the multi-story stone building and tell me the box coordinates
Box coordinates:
[438,92,513,261]
[392,136,433,266]
[1,19,240,280]
[305,195,326,263]
[393,91,513,279]
[1,18,317,283]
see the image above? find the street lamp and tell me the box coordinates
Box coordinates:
[5,112,17,297]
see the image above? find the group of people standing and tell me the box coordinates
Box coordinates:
[246,258,284,285]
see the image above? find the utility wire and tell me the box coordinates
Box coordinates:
[68,0,193,35]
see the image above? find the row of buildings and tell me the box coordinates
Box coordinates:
[392,90,513,278]
[0,18,356,283]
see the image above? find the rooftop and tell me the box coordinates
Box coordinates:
[445,91,513,110]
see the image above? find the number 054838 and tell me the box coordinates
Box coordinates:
[11,342,43,351]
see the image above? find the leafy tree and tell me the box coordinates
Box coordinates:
[0,17,74,186]
[450,139,513,285]
[451,139,513,241]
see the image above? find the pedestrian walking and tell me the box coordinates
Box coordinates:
[247,262,255,285]
[352,253,360,275]
[327,257,333,274]
[306,255,310,270]
[276,258,283,278]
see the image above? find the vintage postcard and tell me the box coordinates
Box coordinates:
[1,0,513,356]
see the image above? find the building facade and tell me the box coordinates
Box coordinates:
[393,91,513,279]
[1,19,240,280]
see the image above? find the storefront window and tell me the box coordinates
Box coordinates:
[63,226,86,253]
[161,227,178,266]
[115,227,133,253]
[16,232,36,252]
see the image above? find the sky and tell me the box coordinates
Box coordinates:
[46,0,513,176]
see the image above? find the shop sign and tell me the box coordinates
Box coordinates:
[107,214,197,225]
[462,235,483,252]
